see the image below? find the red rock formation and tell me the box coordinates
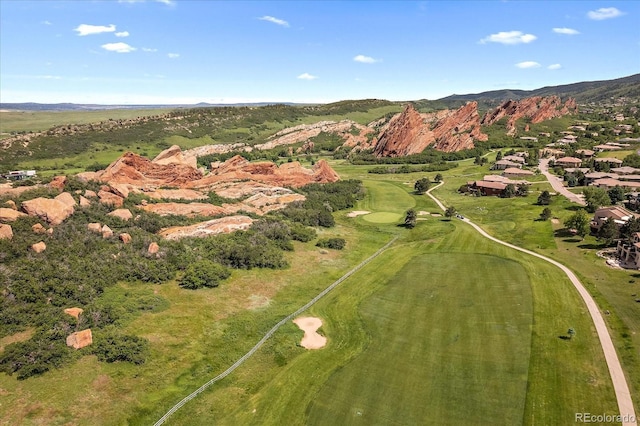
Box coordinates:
[373,103,486,157]
[152,144,197,169]
[48,176,66,191]
[0,224,13,240]
[108,209,133,221]
[63,307,83,319]
[119,233,132,244]
[21,197,74,225]
[0,208,27,222]
[159,215,254,240]
[481,96,577,136]
[31,241,47,253]
[66,329,92,349]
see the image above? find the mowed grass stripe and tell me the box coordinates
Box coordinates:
[307,253,533,425]
[358,180,415,215]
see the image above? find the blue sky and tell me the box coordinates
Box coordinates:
[1,0,638,104]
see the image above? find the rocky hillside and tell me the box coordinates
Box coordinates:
[480,96,578,136]
[371,102,487,157]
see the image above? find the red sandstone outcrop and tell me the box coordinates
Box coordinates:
[0,208,26,222]
[159,215,254,240]
[148,242,160,254]
[48,176,67,191]
[101,225,113,239]
[152,144,198,169]
[31,241,46,253]
[119,233,132,244]
[79,196,91,207]
[0,224,13,240]
[98,190,124,207]
[64,307,84,319]
[66,329,92,349]
[373,103,487,157]
[139,202,228,217]
[88,222,102,233]
[108,209,133,221]
[32,223,46,234]
[21,197,74,225]
[4,200,17,210]
[142,189,207,201]
[54,192,76,208]
[481,96,577,136]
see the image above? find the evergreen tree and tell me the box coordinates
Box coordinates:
[537,190,552,205]
[404,209,417,228]
[564,210,590,239]
[540,207,552,221]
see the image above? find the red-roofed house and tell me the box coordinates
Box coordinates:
[555,157,583,168]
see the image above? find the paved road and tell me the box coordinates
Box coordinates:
[426,185,637,426]
[539,158,586,205]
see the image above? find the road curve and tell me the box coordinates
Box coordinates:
[426,185,636,425]
[539,158,586,205]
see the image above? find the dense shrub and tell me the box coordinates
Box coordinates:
[0,333,72,379]
[92,329,149,364]
[316,238,346,250]
[180,260,231,289]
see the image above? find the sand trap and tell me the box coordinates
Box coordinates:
[347,210,370,218]
[293,317,327,349]
[418,211,429,216]
[551,218,560,224]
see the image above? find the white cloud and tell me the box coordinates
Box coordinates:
[480,31,537,45]
[115,31,130,37]
[101,42,136,53]
[74,24,116,36]
[167,53,180,58]
[553,27,579,35]
[259,16,289,27]
[42,20,52,26]
[548,64,562,70]
[353,54,381,64]
[142,47,158,52]
[588,7,625,20]
[515,61,541,69]
[297,73,317,80]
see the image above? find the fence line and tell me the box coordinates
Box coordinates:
[154,236,398,425]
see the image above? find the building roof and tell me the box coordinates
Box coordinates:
[556,156,582,164]
[595,157,623,164]
[494,160,521,166]
[502,155,526,163]
[585,172,619,179]
[576,149,595,156]
[473,180,508,190]
[593,144,622,150]
[503,167,534,176]
[619,175,640,182]
[594,206,636,221]
[612,166,640,175]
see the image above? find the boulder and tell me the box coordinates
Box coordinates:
[66,329,92,349]
[88,222,102,233]
[152,144,198,169]
[148,242,160,254]
[46,227,53,235]
[54,192,76,208]
[31,241,46,253]
[48,175,66,191]
[0,208,27,222]
[119,233,132,244]
[98,190,124,207]
[84,190,98,198]
[63,307,84,319]
[4,200,17,210]
[0,224,13,240]
[159,215,254,240]
[108,208,133,221]
[79,196,91,207]
[21,197,74,225]
[32,223,47,234]
[101,225,113,239]
[109,183,130,199]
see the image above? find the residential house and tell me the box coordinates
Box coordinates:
[584,172,619,185]
[590,178,640,190]
[575,149,595,158]
[594,157,624,167]
[612,166,640,175]
[617,232,640,269]
[467,180,507,196]
[593,144,622,151]
[492,160,522,170]
[590,206,636,232]
[503,168,534,178]
[555,157,582,168]
[502,155,526,164]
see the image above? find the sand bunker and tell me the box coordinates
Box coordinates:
[418,211,429,216]
[293,317,327,349]
[347,210,370,218]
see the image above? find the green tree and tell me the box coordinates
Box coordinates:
[608,186,626,204]
[540,207,552,221]
[495,151,503,161]
[597,218,619,245]
[564,210,590,239]
[516,183,529,197]
[414,177,431,194]
[582,186,611,213]
[567,328,576,340]
[179,260,231,289]
[434,173,443,183]
[621,216,640,240]
[404,209,417,228]
[623,153,640,168]
[445,206,457,220]
[501,184,516,198]
[537,190,552,205]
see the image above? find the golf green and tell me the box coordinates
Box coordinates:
[362,211,403,223]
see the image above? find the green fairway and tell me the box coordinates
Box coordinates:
[358,180,416,214]
[308,253,533,425]
[362,212,402,223]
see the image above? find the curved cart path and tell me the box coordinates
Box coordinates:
[426,184,636,425]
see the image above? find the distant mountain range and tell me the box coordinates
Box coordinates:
[2,74,638,112]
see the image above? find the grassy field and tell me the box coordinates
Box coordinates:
[0,109,173,137]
